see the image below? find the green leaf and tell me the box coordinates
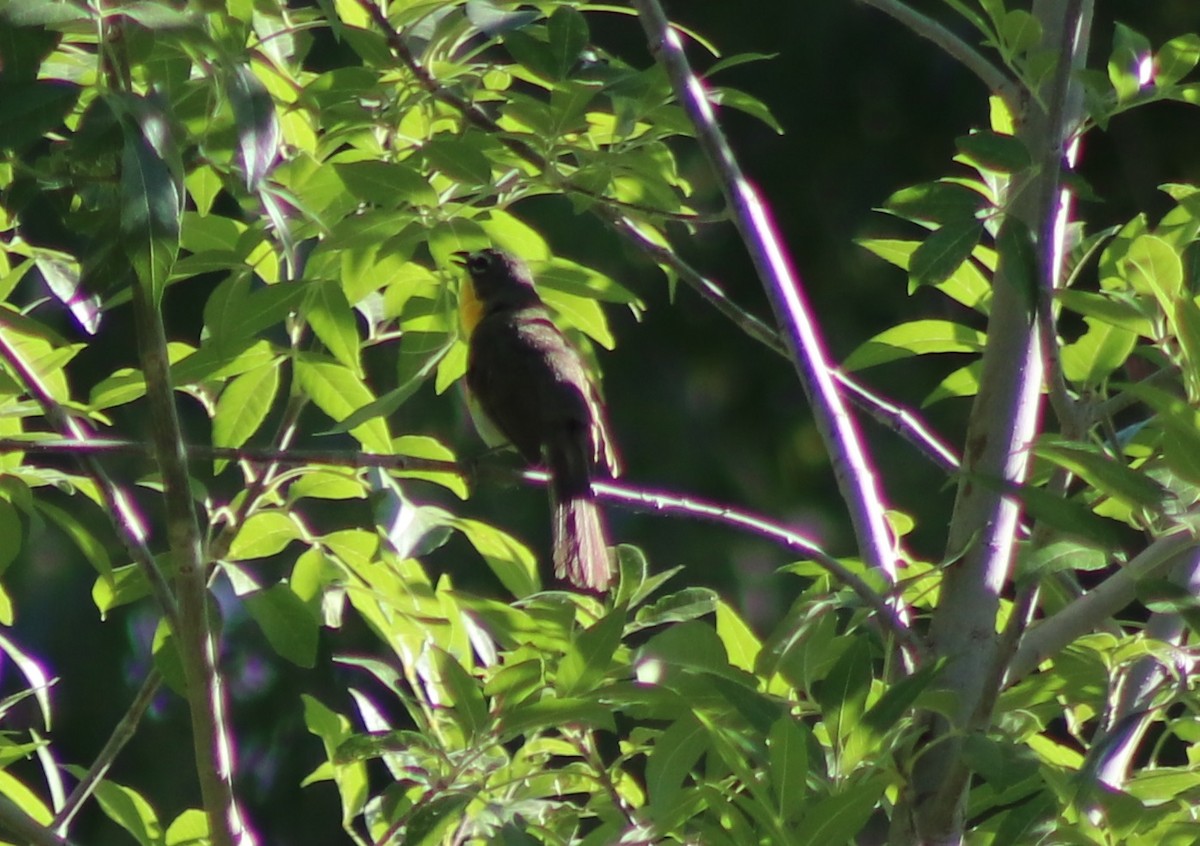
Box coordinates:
[293,354,392,454]
[392,435,467,499]
[92,779,160,846]
[861,660,943,738]
[503,28,557,82]
[1034,439,1167,510]
[716,601,761,674]
[421,136,493,186]
[707,51,780,76]
[1060,316,1137,387]
[301,695,368,823]
[0,78,78,151]
[203,273,308,346]
[996,215,1038,312]
[332,160,437,207]
[1157,33,1200,87]
[405,794,472,846]
[546,5,588,79]
[0,500,19,573]
[120,112,181,305]
[710,87,784,134]
[466,0,538,37]
[432,647,489,738]
[1057,289,1152,336]
[955,130,1031,174]
[229,64,279,189]
[910,221,985,288]
[967,474,1128,548]
[843,320,986,371]
[814,638,871,766]
[1000,9,1042,56]
[541,287,614,349]
[795,776,889,846]
[638,620,734,678]
[557,606,625,696]
[882,181,987,225]
[497,697,617,739]
[1109,23,1152,103]
[1017,539,1108,579]
[1121,234,1182,313]
[303,281,361,376]
[246,582,319,667]
[1125,384,1200,485]
[212,364,279,469]
[228,511,301,561]
[165,809,208,845]
[288,469,368,502]
[646,712,707,809]
[453,518,540,598]
[857,238,991,312]
[767,716,810,820]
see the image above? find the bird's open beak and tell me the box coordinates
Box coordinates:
[449,251,471,268]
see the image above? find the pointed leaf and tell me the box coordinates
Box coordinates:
[246,582,319,667]
[910,221,985,288]
[843,320,985,371]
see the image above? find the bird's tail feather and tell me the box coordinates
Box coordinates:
[553,493,611,592]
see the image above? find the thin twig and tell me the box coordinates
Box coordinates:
[632,0,906,633]
[857,0,1019,106]
[592,476,926,657]
[1007,528,1195,683]
[0,436,920,653]
[0,323,178,627]
[53,670,162,834]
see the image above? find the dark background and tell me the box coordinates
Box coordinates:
[8,2,1200,841]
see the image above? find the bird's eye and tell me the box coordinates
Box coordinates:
[467,254,490,272]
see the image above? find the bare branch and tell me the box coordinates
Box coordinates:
[1007,530,1196,683]
[0,319,177,627]
[53,670,162,834]
[857,0,1019,105]
[631,0,904,630]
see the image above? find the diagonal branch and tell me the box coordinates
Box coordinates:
[857,0,1019,106]
[0,321,177,627]
[631,0,904,621]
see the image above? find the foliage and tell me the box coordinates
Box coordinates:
[0,0,1199,845]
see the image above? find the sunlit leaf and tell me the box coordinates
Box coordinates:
[843,320,986,371]
[246,582,319,667]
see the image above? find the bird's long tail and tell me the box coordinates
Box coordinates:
[552,491,611,592]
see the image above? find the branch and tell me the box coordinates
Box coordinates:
[591,478,925,657]
[857,0,1019,106]
[1006,529,1195,683]
[631,0,904,625]
[0,794,75,846]
[130,276,247,846]
[1084,550,1200,794]
[911,0,1092,838]
[0,437,921,653]
[52,670,161,834]
[617,222,961,474]
[0,318,177,628]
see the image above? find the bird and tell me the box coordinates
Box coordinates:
[454,248,620,592]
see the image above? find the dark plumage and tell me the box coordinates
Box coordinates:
[457,249,619,591]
